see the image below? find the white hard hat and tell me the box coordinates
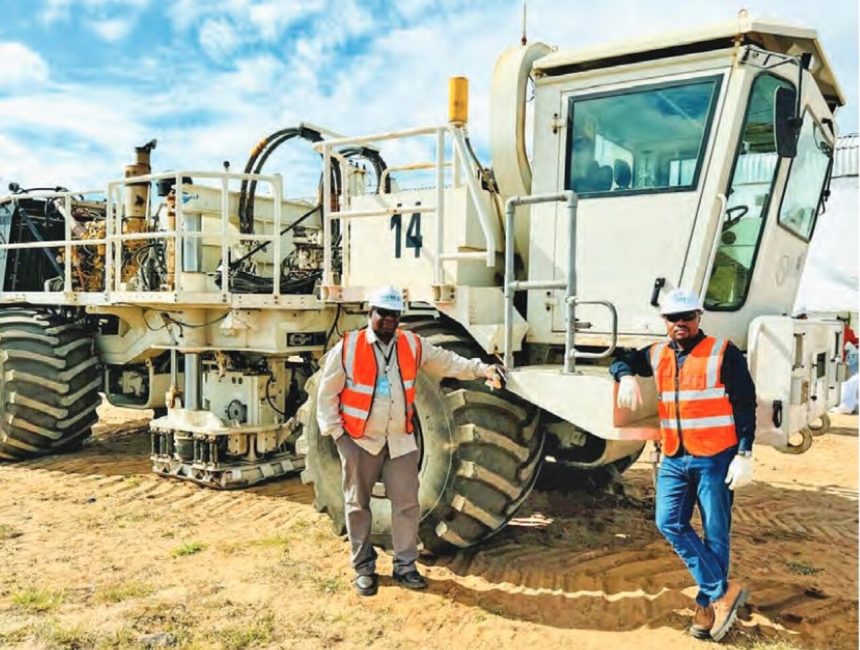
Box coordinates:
[368,286,404,311]
[659,288,703,315]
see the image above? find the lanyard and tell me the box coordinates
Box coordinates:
[375,342,396,373]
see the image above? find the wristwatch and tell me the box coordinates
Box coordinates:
[737,450,753,458]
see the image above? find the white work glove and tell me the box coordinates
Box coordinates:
[725,454,754,491]
[484,364,507,391]
[616,375,643,411]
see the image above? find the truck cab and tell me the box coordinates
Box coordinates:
[521,15,843,350]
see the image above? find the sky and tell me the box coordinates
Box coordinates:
[0,0,857,197]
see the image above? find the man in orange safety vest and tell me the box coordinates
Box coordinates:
[611,288,756,642]
[316,286,505,596]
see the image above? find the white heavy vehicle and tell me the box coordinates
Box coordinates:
[0,14,849,552]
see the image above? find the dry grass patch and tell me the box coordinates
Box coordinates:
[32,619,99,648]
[10,587,64,612]
[317,576,343,595]
[207,612,276,650]
[0,625,30,645]
[170,541,205,558]
[219,535,291,555]
[96,580,155,604]
[127,601,194,644]
[785,560,822,576]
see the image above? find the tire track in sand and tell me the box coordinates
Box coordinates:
[427,480,858,646]
[0,425,315,532]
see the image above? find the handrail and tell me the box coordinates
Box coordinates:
[379,160,452,192]
[106,170,285,294]
[504,190,619,373]
[565,298,618,360]
[449,128,497,268]
[315,123,498,299]
[0,170,286,298]
[504,191,575,372]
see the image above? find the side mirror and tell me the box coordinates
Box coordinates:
[774,87,799,158]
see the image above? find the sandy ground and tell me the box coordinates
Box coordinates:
[0,404,856,650]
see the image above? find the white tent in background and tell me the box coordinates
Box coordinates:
[795,134,859,316]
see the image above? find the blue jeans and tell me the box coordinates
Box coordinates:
[655,446,735,607]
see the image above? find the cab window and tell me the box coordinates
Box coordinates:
[778,114,832,241]
[704,74,794,310]
[566,77,721,196]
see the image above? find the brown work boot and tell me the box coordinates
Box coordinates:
[689,604,714,640]
[710,582,749,642]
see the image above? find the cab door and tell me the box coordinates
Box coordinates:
[548,73,726,340]
[703,70,836,347]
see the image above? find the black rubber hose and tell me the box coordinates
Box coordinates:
[239,126,324,234]
[338,146,389,193]
[238,128,299,231]
[246,127,324,227]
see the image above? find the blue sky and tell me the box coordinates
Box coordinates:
[0,0,857,195]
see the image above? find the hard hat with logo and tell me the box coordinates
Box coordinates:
[659,288,703,315]
[368,285,405,312]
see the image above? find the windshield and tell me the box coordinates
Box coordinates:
[566,77,721,196]
[778,114,833,240]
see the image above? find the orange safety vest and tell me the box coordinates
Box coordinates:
[649,336,737,457]
[339,328,422,439]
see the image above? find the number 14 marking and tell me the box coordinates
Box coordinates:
[390,202,423,258]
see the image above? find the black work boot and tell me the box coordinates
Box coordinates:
[393,570,427,590]
[354,573,379,597]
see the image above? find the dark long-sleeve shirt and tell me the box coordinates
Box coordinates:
[609,331,756,454]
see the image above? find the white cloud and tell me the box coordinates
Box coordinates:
[199,17,242,60]
[0,90,148,152]
[247,0,322,42]
[228,54,286,94]
[87,16,136,42]
[0,42,50,88]
[39,0,73,25]
[169,0,322,44]
[7,0,857,198]
[40,0,150,40]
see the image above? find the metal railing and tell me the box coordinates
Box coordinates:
[0,170,285,302]
[105,170,283,299]
[503,191,618,374]
[0,188,106,295]
[315,124,497,294]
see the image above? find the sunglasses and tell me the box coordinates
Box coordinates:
[374,308,401,319]
[665,311,699,323]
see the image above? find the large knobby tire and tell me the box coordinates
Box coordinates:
[298,320,544,554]
[0,308,102,459]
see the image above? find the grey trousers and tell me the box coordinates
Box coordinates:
[334,435,420,577]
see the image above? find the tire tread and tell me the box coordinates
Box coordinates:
[0,309,101,459]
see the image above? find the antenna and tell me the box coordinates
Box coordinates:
[521,1,527,46]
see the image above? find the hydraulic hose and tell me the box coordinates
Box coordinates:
[238,125,323,234]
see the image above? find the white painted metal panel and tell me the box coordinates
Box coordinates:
[344,187,499,295]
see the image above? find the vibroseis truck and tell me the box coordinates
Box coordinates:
[0,14,848,552]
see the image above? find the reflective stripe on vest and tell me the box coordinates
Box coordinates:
[339,328,421,439]
[650,336,737,457]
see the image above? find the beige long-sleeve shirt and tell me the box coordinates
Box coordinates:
[316,324,491,458]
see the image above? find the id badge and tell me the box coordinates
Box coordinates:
[376,375,391,397]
